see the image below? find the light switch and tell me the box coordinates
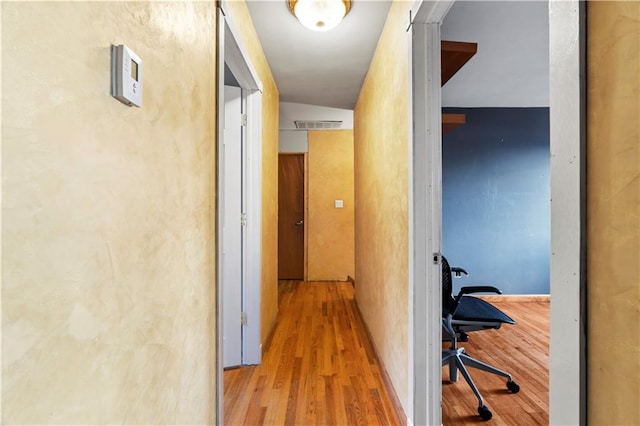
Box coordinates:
[335,199,344,208]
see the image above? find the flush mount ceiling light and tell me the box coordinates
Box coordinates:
[288,0,351,32]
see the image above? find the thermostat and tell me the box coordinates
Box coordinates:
[111,44,142,107]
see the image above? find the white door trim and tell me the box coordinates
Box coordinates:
[222,85,243,368]
[216,4,263,424]
[242,87,263,366]
[221,3,263,94]
[409,0,586,425]
[408,16,449,426]
[548,2,586,424]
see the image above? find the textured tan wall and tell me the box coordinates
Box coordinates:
[587,3,640,424]
[2,2,217,424]
[308,130,355,281]
[223,1,280,344]
[353,0,412,412]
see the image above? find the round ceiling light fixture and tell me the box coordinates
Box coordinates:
[288,0,352,32]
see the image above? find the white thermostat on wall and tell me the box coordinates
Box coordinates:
[111,44,142,107]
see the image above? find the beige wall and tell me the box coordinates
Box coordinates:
[587,3,640,424]
[2,2,217,424]
[353,0,412,413]
[222,1,280,345]
[308,130,355,281]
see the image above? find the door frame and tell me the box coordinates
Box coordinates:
[216,4,263,423]
[222,84,243,368]
[408,1,586,425]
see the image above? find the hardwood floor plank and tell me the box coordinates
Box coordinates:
[242,375,267,426]
[223,367,254,417]
[284,357,301,426]
[343,379,367,426]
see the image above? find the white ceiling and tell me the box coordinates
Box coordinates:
[246,0,549,118]
[246,0,391,110]
[442,1,549,107]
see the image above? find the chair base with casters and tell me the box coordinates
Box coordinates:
[442,314,520,421]
[441,257,521,421]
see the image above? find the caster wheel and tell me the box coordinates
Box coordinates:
[507,380,520,393]
[478,405,492,421]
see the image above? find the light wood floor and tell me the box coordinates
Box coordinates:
[224,281,402,425]
[224,282,549,425]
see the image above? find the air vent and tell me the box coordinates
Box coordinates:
[294,120,343,130]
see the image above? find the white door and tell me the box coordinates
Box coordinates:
[223,85,243,368]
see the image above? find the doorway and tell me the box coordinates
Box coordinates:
[409,1,585,425]
[278,154,305,280]
[440,3,551,422]
[216,5,264,423]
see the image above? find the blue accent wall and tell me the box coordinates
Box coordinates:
[442,108,550,294]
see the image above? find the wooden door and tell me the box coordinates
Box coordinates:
[278,154,305,279]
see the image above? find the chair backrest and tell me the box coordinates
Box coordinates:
[442,256,456,314]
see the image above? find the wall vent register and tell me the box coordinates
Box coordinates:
[294,120,343,129]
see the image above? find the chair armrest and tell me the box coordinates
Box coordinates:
[453,286,502,306]
[449,286,503,313]
[450,267,468,278]
[459,286,502,295]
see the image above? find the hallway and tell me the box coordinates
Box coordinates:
[224,281,402,425]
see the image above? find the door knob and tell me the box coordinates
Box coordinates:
[295,220,304,227]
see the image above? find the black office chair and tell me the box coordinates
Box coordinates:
[441,256,520,421]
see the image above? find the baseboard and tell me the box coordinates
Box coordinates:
[304,277,354,283]
[353,299,408,425]
[475,294,550,302]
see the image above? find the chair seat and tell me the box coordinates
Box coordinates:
[452,296,515,324]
